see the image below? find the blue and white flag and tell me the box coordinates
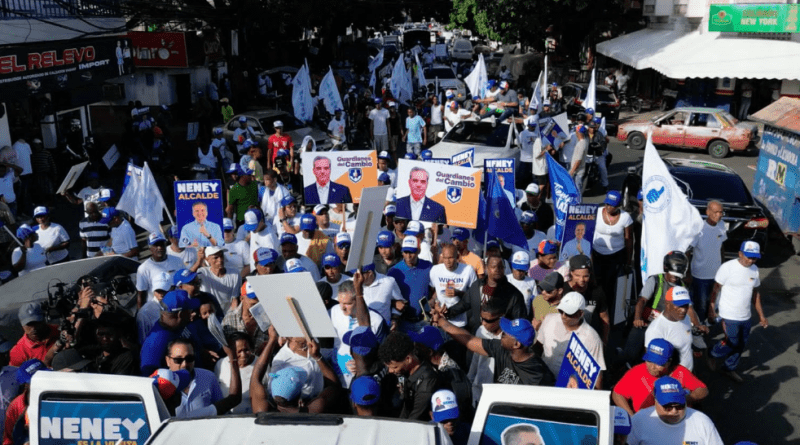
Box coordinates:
[319,67,344,115]
[117,162,167,235]
[368,48,384,73]
[451,148,474,167]
[641,133,703,281]
[475,172,528,250]
[546,153,581,243]
[538,112,570,145]
[529,71,543,114]
[464,53,487,99]
[583,68,597,112]
[291,64,314,122]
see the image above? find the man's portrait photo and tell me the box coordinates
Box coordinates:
[501,423,546,445]
[396,166,447,224]
[180,201,223,247]
[560,222,592,261]
[304,155,353,205]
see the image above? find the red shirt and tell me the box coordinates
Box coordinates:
[9,325,58,367]
[613,363,706,413]
[3,395,25,445]
[268,134,294,162]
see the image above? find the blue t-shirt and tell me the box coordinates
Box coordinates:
[406,116,426,144]
[388,259,432,316]
[140,322,204,376]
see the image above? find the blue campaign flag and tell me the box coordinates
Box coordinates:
[475,172,527,249]
[450,148,474,167]
[546,153,581,243]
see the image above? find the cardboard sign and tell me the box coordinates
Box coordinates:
[395,159,482,228]
[484,158,516,206]
[248,272,336,338]
[102,144,120,170]
[556,333,601,389]
[39,399,151,445]
[450,147,474,167]
[345,186,390,272]
[301,151,378,205]
[173,180,224,248]
[559,204,598,261]
[538,112,569,146]
[56,161,89,195]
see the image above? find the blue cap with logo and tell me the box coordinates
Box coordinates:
[350,376,381,406]
[520,211,537,225]
[280,233,298,245]
[17,359,48,384]
[160,289,200,312]
[378,172,390,183]
[285,258,307,273]
[323,253,341,268]
[511,251,530,271]
[253,247,277,266]
[404,153,417,160]
[270,366,307,401]
[740,240,761,259]
[451,227,470,241]
[409,325,445,351]
[280,195,296,207]
[431,389,459,422]
[335,232,351,247]
[300,214,317,231]
[654,376,687,406]
[99,207,118,224]
[421,150,433,160]
[642,338,675,366]
[614,406,632,436]
[243,208,264,232]
[223,218,235,231]
[173,269,198,286]
[343,326,379,356]
[376,230,395,248]
[499,317,535,347]
[604,190,622,207]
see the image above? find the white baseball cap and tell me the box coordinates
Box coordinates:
[511,251,530,271]
[205,246,227,256]
[401,236,419,252]
[273,120,284,128]
[525,183,540,195]
[557,292,586,315]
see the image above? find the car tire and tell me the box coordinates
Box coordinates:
[708,140,730,158]
[628,132,646,150]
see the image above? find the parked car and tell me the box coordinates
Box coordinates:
[617,107,759,158]
[223,110,332,152]
[423,64,466,101]
[450,39,474,61]
[561,82,620,123]
[429,118,521,168]
[621,158,769,255]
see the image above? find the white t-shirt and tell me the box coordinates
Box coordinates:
[645,314,693,371]
[110,220,137,255]
[135,256,184,300]
[592,208,633,255]
[429,263,477,327]
[369,108,390,135]
[517,128,537,164]
[506,273,538,314]
[536,313,606,377]
[467,325,502,405]
[199,267,242,309]
[215,357,257,414]
[12,140,32,175]
[0,170,15,203]
[12,244,47,276]
[36,223,70,263]
[167,246,198,268]
[268,344,324,401]
[430,104,443,125]
[444,108,472,132]
[363,273,404,323]
[319,274,348,299]
[327,117,346,144]
[715,258,760,321]
[690,221,727,279]
[560,133,577,165]
[329,305,386,386]
[628,407,723,445]
[248,228,280,269]
[223,239,250,275]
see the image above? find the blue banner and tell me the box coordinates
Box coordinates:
[556,333,601,389]
[484,158,516,206]
[753,126,800,232]
[174,180,224,248]
[39,399,151,445]
[546,153,581,243]
[559,204,598,261]
[451,148,474,167]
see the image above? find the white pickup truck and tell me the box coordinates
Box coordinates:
[28,373,614,445]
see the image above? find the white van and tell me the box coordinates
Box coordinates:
[450,39,474,61]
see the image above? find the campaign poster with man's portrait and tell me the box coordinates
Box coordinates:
[301,151,377,205]
[559,204,598,261]
[395,159,482,228]
[484,158,516,207]
[174,180,225,248]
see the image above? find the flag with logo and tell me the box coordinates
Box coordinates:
[117,162,168,234]
[529,71,543,114]
[319,67,344,115]
[641,133,703,280]
[291,64,314,122]
[474,172,527,249]
[464,53,488,99]
[583,68,597,112]
[368,48,384,73]
[546,153,581,243]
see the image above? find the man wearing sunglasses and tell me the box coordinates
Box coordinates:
[627,376,723,445]
[140,289,202,376]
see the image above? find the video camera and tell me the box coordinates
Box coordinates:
[42,274,136,323]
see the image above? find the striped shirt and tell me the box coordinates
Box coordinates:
[79,218,110,257]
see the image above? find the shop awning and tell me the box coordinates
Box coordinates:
[599,28,800,81]
[596,28,686,70]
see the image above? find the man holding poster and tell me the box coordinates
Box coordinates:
[396,167,447,224]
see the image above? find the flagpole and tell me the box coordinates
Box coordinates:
[543,54,548,102]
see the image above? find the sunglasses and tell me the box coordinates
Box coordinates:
[661,403,686,412]
[169,355,195,364]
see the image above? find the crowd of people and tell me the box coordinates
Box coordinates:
[0,58,766,445]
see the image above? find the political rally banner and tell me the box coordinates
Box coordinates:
[480,413,598,445]
[428,158,451,165]
[301,151,378,205]
[559,204,598,261]
[538,112,570,146]
[546,153,581,243]
[174,180,224,248]
[451,148,474,167]
[484,158,516,206]
[396,159,482,228]
[39,399,151,445]
[556,333,601,389]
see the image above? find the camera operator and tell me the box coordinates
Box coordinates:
[68,279,136,351]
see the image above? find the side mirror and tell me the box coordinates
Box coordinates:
[437,131,445,139]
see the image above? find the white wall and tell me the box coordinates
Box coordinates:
[107,67,213,107]
[0,18,125,45]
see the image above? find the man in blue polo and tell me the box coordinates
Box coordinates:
[140,289,202,376]
[388,236,433,325]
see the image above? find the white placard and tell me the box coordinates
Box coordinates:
[207,315,226,346]
[102,144,120,170]
[56,161,89,195]
[248,302,271,332]
[248,272,336,338]
[345,186,389,272]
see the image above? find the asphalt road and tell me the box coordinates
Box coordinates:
[600,128,800,445]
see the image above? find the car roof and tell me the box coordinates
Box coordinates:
[664,158,736,175]
[565,82,613,92]
[670,107,728,114]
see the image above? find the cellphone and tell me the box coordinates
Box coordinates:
[418,297,432,321]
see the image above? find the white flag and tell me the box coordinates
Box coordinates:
[369,70,376,88]
[529,71,543,114]
[368,49,384,73]
[583,68,597,112]
[415,53,427,89]
[319,67,344,115]
[117,162,167,235]
[390,58,412,104]
[291,64,314,122]
[641,134,703,281]
[464,53,487,99]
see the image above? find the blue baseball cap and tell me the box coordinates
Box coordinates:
[637,189,643,201]
[213,127,224,135]
[376,230,395,248]
[244,282,258,299]
[499,317,535,347]
[665,286,692,307]
[243,208,263,232]
[401,236,419,252]
[404,153,417,160]
[276,149,290,158]
[404,221,423,237]
[148,232,167,245]
[451,227,470,241]
[16,359,48,384]
[654,376,687,406]
[378,151,391,160]
[409,326,445,351]
[168,225,179,239]
[520,211,537,225]
[485,239,500,250]
[223,218,235,231]
[486,79,497,88]
[374,98,382,104]
[280,233,298,245]
[323,253,341,268]
[585,107,595,115]
[378,172,390,183]
[431,389,459,422]
[350,376,380,406]
[16,227,34,240]
[335,232,351,247]
[741,240,761,259]
[270,366,307,401]
[238,116,248,123]
[593,117,603,125]
[577,125,588,134]
[343,326,379,356]
[642,338,675,366]
[538,240,558,255]
[614,407,632,436]
[242,140,255,150]
[99,207,118,224]
[300,214,317,231]
[160,289,200,312]
[173,269,198,286]
[421,150,433,160]
[253,247,277,266]
[226,163,239,174]
[280,195,296,207]
[383,205,397,216]
[604,191,622,207]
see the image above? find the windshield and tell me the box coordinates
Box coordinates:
[259,115,305,132]
[717,111,736,126]
[671,170,753,205]
[443,122,510,147]
[424,68,457,79]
